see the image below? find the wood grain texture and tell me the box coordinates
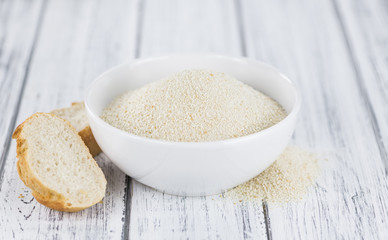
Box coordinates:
[335,0,388,169]
[0,0,139,239]
[130,183,267,239]
[139,0,242,57]
[129,0,268,239]
[0,0,45,174]
[1,0,387,239]
[240,0,388,239]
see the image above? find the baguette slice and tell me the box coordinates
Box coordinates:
[13,113,107,212]
[51,102,102,157]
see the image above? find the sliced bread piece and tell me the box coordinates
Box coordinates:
[13,113,107,212]
[51,102,102,156]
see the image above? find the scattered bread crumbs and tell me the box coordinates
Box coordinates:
[18,194,24,198]
[224,146,320,204]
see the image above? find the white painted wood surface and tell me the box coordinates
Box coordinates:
[131,183,267,239]
[240,0,388,239]
[0,0,138,239]
[0,0,45,171]
[336,0,388,165]
[1,0,388,239]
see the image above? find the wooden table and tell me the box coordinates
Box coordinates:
[1,0,387,239]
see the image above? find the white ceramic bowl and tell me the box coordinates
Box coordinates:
[85,54,300,196]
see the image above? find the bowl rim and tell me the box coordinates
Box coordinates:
[85,54,301,147]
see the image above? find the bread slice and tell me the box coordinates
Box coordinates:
[13,113,107,212]
[51,102,101,157]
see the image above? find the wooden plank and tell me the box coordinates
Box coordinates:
[240,0,388,239]
[131,183,267,239]
[0,0,45,175]
[0,0,139,239]
[138,0,242,57]
[334,0,388,169]
[129,0,268,239]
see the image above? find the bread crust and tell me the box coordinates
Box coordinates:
[13,113,105,212]
[79,126,102,157]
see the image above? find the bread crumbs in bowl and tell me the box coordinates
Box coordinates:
[85,54,300,196]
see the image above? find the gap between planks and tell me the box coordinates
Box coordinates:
[128,0,267,238]
[123,0,145,239]
[331,0,388,174]
[234,0,273,238]
[0,0,139,238]
[0,0,48,188]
